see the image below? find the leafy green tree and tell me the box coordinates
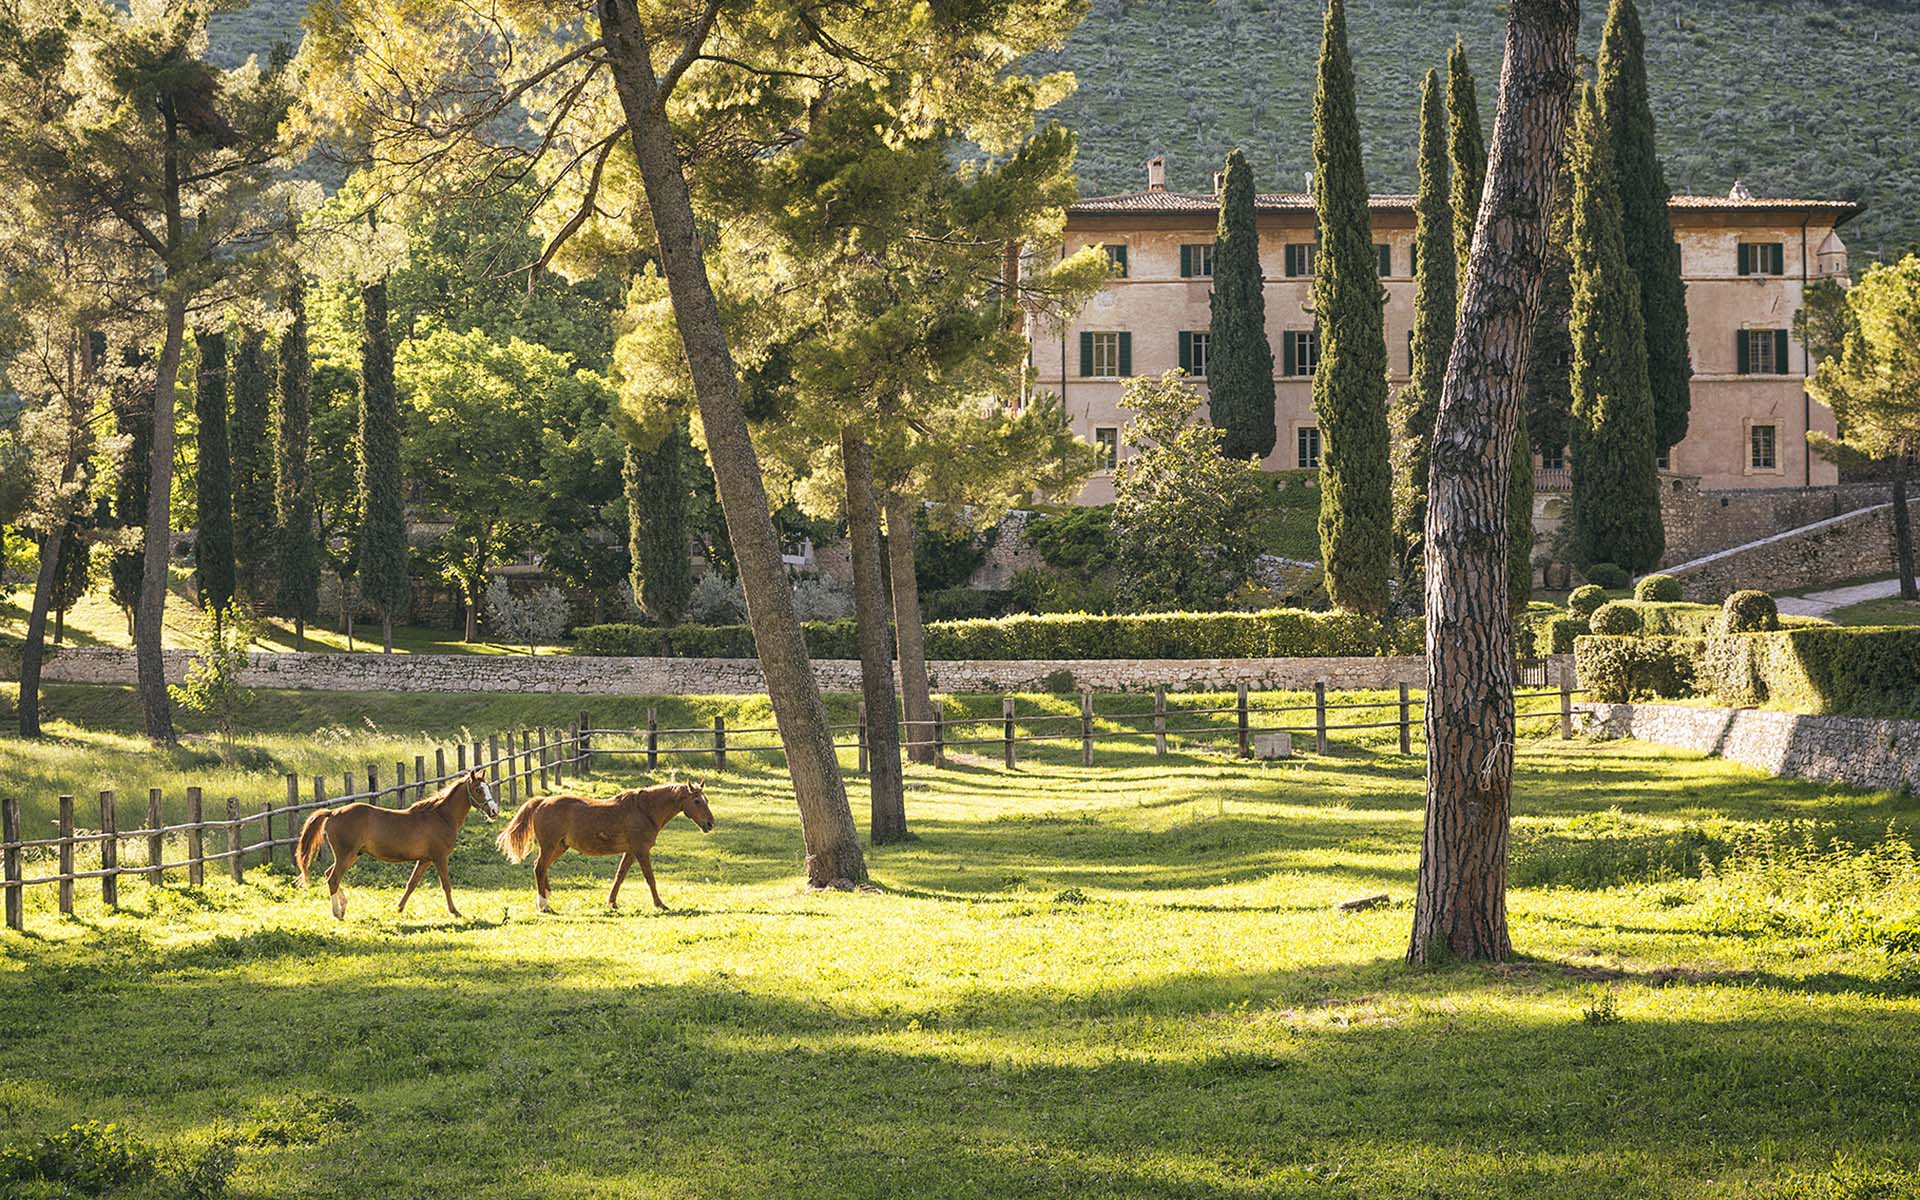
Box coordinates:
[1208,147,1276,462]
[1447,37,1487,292]
[1311,0,1393,617]
[169,602,257,754]
[192,330,235,610]
[48,507,93,645]
[230,329,276,603]
[1567,85,1663,573]
[275,274,321,645]
[1802,256,1920,599]
[625,423,694,625]
[1393,69,1455,593]
[107,373,149,639]
[356,277,408,652]
[1598,0,1692,453]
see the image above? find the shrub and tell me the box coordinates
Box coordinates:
[0,1121,154,1192]
[1634,573,1682,601]
[1574,635,1699,702]
[1538,614,1588,655]
[1721,589,1779,633]
[1589,601,1643,635]
[912,519,991,592]
[1566,584,1608,620]
[169,603,257,752]
[1025,507,1118,575]
[922,588,1011,622]
[791,576,854,623]
[686,574,744,625]
[1584,562,1629,589]
[1580,626,1920,718]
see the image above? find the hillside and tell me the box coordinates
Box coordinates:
[211,0,1920,262]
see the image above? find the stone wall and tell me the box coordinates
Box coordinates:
[1662,500,1908,601]
[1662,481,1897,564]
[41,647,1572,696]
[1581,701,1920,793]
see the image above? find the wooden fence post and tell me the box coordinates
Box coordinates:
[147,789,164,884]
[1080,691,1094,767]
[99,790,118,907]
[646,709,658,770]
[366,764,379,806]
[1154,686,1167,756]
[520,729,533,793]
[580,710,592,779]
[395,761,407,806]
[227,796,244,883]
[57,796,74,917]
[1237,684,1250,759]
[713,715,727,771]
[1002,697,1016,770]
[456,743,467,773]
[561,722,575,783]
[436,747,447,785]
[536,729,548,790]
[472,742,485,786]
[186,787,205,887]
[1314,682,1329,755]
[488,735,500,790]
[1560,664,1574,739]
[285,775,301,866]
[258,798,273,868]
[414,756,426,803]
[931,702,944,763]
[3,796,21,932]
[342,772,354,808]
[856,703,868,774]
[1398,684,1412,755]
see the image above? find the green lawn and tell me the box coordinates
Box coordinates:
[1826,595,1920,627]
[2,686,1918,1198]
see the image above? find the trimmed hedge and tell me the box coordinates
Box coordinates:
[1722,589,1779,633]
[1590,602,1643,635]
[1576,626,1920,717]
[1585,562,1629,589]
[574,609,1426,661]
[1567,585,1608,620]
[1634,573,1681,602]
[1576,634,1698,702]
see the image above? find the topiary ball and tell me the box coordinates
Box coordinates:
[1590,601,1644,636]
[1634,573,1682,602]
[1721,589,1779,633]
[1567,584,1608,621]
[1584,562,1630,590]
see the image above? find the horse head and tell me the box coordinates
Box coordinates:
[678,782,715,833]
[466,769,500,820]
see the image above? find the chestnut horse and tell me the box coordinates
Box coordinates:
[495,782,714,912]
[295,769,500,919]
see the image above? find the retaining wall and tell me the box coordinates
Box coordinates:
[1661,501,1908,601]
[1580,701,1920,792]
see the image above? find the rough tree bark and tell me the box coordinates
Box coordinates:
[1410,0,1579,964]
[597,0,867,884]
[884,492,937,765]
[843,431,907,841]
[135,296,186,745]
[17,523,67,738]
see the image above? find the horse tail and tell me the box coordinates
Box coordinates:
[496,797,543,864]
[295,809,332,884]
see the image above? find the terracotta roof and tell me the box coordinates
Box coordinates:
[1070,190,1862,221]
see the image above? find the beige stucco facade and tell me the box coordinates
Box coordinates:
[1032,178,1858,505]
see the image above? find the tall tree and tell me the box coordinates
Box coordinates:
[1448,37,1488,293]
[1567,85,1663,573]
[230,328,276,602]
[1598,0,1692,453]
[192,330,235,610]
[1311,0,1394,617]
[276,274,321,646]
[842,430,907,842]
[625,424,695,625]
[1208,147,1276,462]
[48,507,94,645]
[356,277,408,652]
[1411,0,1579,965]
[1393,69,1455,593]
[107,369,150,640]
[1524,154,1577,467]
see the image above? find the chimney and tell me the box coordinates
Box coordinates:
[1146,155,1167,193]
[1213,170,1227,194]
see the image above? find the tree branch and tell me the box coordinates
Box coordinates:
[519,128,624,279]
[657,0,723,100]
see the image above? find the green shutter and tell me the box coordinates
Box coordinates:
[1112,245,1127,277]
[1117,332,1132,377]
[1284,244,1297,277]
[1735,329,1750,375]
[1178,330,1192,372]
[1377,244,1391,277]
[1079,330,1093,377]
[1737,244,1750,276]
[1179,245,1193,278]
[1775,329,1790,375]
[1283,331,1297,376]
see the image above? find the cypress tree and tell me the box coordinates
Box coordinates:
[275,275,321,645]
[357,277,410,651]
[1310,0,1393,617]
[230,327,276,601]
[625,422,694,625]
[1447,37,1487,293]
[1526,154,1577,464]
[1392,68,1454,591]
[1598,0,1692,453]
[1567,85,1664,573]
[49,509,93,645]
[192,329,235,610]
[1207,147,1276,462]
[108,371,150,638]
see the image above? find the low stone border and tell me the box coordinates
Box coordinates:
[1580,701,1920,792]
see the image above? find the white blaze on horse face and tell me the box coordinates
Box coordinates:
[478,777,499,819]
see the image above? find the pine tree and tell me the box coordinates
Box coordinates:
[1207,147,1276,461]
[1525,154,1577,464]
[357,277,409,651]
[1508,406,1535,609]
[230,328,276,601]
[625,422,694,625]
[1567,85,1664,573]
[275,275,321,645]
[192,329,235,610]
[1598,0,1692,453]
[1447,37,1488,293]
[1392,69,1454,590]
[1310,0,1393,617]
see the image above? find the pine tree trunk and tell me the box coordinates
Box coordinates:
[1893,455,1916,601]
[53,606,64,646]
[599,0,866,885]
[16,526,65,738]
[294,616,305,652]
[136,295,186,745]
[381,616,393,655]
[844,431,906,842]
[1411,0,1578,965]
[885,492,937,766]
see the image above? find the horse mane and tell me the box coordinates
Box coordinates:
[415,773,477,810]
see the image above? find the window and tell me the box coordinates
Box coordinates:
[1178,330,1210,378]
[1102,244,1129,277]
[1284,243,1317,278]
[1376,243,1392,277]
[1656,446,1671,470]
[1078,331,1131,378]
[1297,426,1322,469]
[1179,243,1216,278]
[1094,427,1119,471]
[1282,329,1320,377]
[1737,329,1789,375]
[1541,445,1566,471]
[1737,241,1785,276]
[1750,424,1778,471]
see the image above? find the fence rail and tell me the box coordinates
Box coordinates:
[4,671,1584,933]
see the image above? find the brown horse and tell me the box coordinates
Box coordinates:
[495,781,714,912]
[295,769,500,919]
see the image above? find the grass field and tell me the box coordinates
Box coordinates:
[3,685,1919,1197]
